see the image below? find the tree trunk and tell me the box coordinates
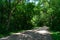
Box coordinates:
[6,0,22,31]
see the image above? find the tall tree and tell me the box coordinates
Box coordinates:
[7,0,23,30]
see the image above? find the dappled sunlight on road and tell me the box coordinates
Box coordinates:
[37,30,50,34]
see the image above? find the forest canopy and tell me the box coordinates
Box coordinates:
[0,0,60,34]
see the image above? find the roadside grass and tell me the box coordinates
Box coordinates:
[0,30,25,38]
[51,32,60,40]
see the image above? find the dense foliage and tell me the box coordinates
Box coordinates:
[0,0,60,34]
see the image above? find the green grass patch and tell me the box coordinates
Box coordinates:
[0,30,25,38]
[51,32,60,40]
